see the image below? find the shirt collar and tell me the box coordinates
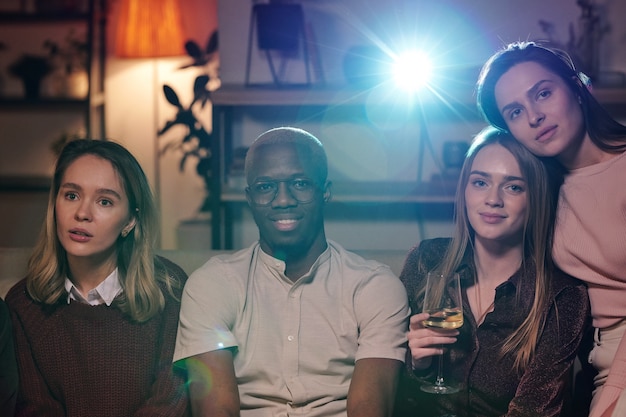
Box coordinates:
[457,245,525,293]
[258,243,331,283]
[64,268,122,306]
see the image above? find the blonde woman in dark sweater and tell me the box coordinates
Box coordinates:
[6,139,189,417]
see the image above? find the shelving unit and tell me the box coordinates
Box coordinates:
[208,84,470,249]
[0,0,106,247]
[0,0,106,141]
[208,84,626,249]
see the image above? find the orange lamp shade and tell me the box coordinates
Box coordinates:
[115,0,185,58]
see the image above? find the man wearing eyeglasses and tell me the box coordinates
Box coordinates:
[174,126,409,417]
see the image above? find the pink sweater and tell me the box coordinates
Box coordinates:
[553,150,626,417]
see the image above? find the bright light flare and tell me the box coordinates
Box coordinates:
[392,50,433,92]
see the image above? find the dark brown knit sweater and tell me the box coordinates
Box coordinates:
[5,256,189,417]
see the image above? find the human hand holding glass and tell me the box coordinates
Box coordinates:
[420,271,463,394]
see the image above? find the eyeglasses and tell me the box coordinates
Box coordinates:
[246,178,321,206]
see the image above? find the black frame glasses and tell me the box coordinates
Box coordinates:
[246,178,321,206]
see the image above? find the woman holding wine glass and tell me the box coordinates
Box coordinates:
[394,126,590,417]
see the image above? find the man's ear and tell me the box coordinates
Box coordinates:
[245,187,253,207]
[323,181,332,203]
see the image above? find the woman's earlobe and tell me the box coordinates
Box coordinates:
[121,218,137,238]
[121,226,134,238]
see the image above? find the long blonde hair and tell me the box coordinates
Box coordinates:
[26,139,177,322]
[439,127,563,371]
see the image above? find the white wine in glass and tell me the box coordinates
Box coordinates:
[422,308,463,330]
[421,271,463,395]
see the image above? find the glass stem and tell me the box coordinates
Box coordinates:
[436,347,445,386]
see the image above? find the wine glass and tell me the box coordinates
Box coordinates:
[420,271,463,395]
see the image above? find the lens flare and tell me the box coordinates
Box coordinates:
[392,50,432,92]
[184,356,215,397]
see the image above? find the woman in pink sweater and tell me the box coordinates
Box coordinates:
[476,41,626,417]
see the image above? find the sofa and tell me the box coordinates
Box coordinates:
[0,247,409,299]
[0,246,590,409]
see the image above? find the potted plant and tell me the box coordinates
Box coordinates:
[43,29,89,98]
[8,54,52,99]
[159,31,219,213]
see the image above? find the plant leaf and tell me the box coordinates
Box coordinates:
[200,93,211,108]
[179,154,189,172]
[163,85,183,109]
[205,31,218,55]
[185,40,203,60]
[193,74,209,91]
[193,75,210,105]
[182,132,195,144]
[158,120,177,136]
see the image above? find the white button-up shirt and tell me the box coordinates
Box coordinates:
[65,268,122,306]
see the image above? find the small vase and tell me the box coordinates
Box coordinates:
[20,75,44,99]
[41,70,66,98]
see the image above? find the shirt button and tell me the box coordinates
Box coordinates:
[287,335,294,341]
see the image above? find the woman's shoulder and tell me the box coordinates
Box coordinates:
[155,256,188,282]
[4,278,28,308]
[401,238,452,279]
[154,256,188,301]
[550,267,588,298]
[3,278,58,324]
[407,237,451,257]
[544,268,590,333]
